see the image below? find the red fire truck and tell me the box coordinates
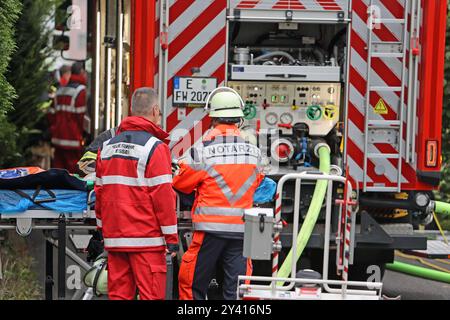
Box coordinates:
[57,0,448,290]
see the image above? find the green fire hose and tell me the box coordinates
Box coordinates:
[275,145,450,286]
[277,144,331,285]
[385,200,450,283]
[434,201,450,216]
[386,261,450,284]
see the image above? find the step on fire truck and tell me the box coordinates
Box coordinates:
[56,0,448,299]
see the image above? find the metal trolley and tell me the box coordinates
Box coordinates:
[238,172,383,300]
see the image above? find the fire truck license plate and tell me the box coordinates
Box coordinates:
[173,76,217,106]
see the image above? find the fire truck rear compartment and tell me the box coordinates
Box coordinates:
[221,20,430,279]
[227,21,347,174]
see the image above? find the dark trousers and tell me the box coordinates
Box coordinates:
[179,231,252,300]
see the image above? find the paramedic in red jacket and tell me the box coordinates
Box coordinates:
[49,62,87,173]
[95,87,179,300]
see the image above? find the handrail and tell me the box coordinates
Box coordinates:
[266,172,365,298]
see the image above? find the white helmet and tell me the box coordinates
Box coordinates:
[83,254,108,296]
[205,87,245,118]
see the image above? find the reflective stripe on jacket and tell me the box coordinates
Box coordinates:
[95,116,178,252]
[48,74,87,150]
[173,124,264,238]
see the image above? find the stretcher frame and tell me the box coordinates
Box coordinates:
[0,189,96,300]
[0,189,179,300]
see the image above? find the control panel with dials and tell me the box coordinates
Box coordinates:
[228,81,341,137]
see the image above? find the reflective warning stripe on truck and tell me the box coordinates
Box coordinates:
[154,0,228,157]
[347,0,420,190]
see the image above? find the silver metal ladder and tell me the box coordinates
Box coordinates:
[363,0,410,193]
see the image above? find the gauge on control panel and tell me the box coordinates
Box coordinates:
[280,113,294,125]
[265,112,278,126]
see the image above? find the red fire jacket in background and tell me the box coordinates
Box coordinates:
[48,74,87,172]
[95,116,179,252]
[49,74,87,150]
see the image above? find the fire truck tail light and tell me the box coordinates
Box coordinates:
[426,140,438,167]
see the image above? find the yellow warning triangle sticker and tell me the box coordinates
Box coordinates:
[374,99,388,115]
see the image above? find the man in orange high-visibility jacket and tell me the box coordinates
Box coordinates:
[95,88,178,300]
[174,87,264,300]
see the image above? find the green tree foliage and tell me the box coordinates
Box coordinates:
[436,8,450,230]
[0,0,21,115]
[0,1,22,167]
[6,0,61,166]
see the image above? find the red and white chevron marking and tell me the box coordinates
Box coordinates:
[347,0,421,190]
[154,0,227,157]
[273,192,282,277]
[232,0,348,11]
[156,0,352,158]
[154,0,161,89]
[342,205,352,281]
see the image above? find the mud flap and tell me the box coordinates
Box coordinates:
[359,212,393,245]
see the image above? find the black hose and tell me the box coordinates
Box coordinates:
[327,28,347,57]
[359,197,417,211]
[231,22,241,42]
[312,48,325,65]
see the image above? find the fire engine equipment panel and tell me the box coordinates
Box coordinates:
[227,21,347,168]
[228,81,341,137]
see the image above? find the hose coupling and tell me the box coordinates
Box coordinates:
[273,221,283,233]
[313,142,331,158]
[427,200,436,215]
[272,240,282,253]
[330,164,343,176]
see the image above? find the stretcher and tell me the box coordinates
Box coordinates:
[0,168,276,300]
[0,189,96,235]
[0,168,97,300]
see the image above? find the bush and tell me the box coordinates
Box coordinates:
[5,0,61,167]
[0,117,21,167]
[0,0,22,167]
[8,0,61,130]
[0,0,21,114]
[0,232,41,300]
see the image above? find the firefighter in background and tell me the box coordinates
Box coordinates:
[174,87,264,300]
[48,62,87,173]
[77,127,117,177]
[58,65,72,88]
[95,88,179,300]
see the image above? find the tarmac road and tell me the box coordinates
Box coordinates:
[23,231,450,300]
[382,257,450,300]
